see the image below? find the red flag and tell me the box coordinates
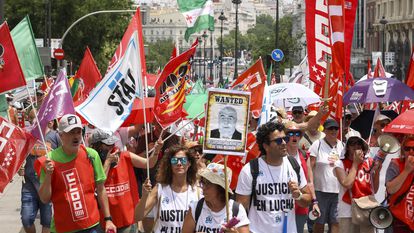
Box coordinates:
[305,0,357,88]
[373,57,386,77]
[153,40,198,129]
[73,47,102,103]
[367,60,373,79]
[405,47,414,89]
[0,22,26,93]
[0,117,36,192]
[231,58,266,114]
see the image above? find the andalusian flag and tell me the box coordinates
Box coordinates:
[178,0,214,41]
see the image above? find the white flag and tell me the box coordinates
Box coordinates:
[76,32,143,132]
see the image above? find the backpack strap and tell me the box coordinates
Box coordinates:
[232,201,240,217]
[287,155,301,185]
[249,158,260,209]
[195,197,205,225]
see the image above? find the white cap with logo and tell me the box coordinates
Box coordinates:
[58,114,82,132]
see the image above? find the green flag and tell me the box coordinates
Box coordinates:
[178,0,214,41]
[11,16,44,81]
[190,78,205,94]
[267,63,273,85]
[0,95,8,119]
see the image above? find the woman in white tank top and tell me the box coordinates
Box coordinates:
[135,145,201,233]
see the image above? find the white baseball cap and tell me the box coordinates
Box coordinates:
[58,114,82,132]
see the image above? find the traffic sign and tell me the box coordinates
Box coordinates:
[271,49,284,62]
[53,48,65,60]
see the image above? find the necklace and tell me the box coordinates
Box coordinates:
[170,184,189,229]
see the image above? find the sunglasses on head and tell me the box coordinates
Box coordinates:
[270,136,290,145]
[403,146,414,152]
[170,157,188,165]
[292,111,303,115]
[287,131,302,137]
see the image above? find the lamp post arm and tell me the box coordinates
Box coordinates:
[59,9,136,48]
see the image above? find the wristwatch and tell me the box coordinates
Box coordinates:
[294,191,303,200]
[104,216,113,222]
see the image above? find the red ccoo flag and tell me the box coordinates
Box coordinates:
[0,22,26,94]
[373,57,386,77]
[0,117,37,192]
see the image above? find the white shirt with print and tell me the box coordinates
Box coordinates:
[309,139,343,193]
[236,156,307,233]
[189,199,249,232]
[153,184,201,233]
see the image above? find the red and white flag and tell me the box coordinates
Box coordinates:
[373,57,386,77]
[0,22,26,94]
[305,0,357,88]
[0,117,36,192]
[367,60,373,79]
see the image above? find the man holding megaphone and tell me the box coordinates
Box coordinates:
[386,135,414,232]
[333,136,383,233]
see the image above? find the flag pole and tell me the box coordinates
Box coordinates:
[24,86,50,157]
[223,155,230,222]
[141,74,151,179]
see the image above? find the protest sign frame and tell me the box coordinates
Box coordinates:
[203,88,250,156]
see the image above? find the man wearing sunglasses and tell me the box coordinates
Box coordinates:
[292,106,305,124]
[342,109,361,143]
[236,121,311,233]
[309,119,344,233]
[369,114,391,147]
[386,135,414,232]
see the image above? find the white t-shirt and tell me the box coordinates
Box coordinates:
[153,184,201,233]
[309,139,343,193]
[333,160,351,218]
[236,156,307,233]
[189,199,249,232]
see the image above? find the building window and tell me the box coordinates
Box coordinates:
[170,30,173,35]
[409,0,413,15]
[151,30,153,35]
[180,30,182,35]
[390,1,394,17]
[377,4,381,19]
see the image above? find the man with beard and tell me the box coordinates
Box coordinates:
[210,106,242,140]
[38,114,116,233]
[89,129,159,232]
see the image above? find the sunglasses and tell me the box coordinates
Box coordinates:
[270,136,290,145]
[287,131,302,137]
[170,157,188,165]
[403,146,414,152]
[327,127,339,131]
[292,111,303,115]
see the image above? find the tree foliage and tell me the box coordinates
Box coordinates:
[4,0,134,74]
[145,39,174,73]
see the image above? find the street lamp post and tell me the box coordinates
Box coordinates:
[218,11,227,86]
[232,0,241,80]
[379,16,388,70]
[202,31,208,85]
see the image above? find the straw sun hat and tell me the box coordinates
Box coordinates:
[199,163,233,194]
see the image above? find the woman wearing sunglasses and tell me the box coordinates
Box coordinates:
[386,135,414,232]
[333,136,381,233]
[182,163,250,233]
[134,145,200,233]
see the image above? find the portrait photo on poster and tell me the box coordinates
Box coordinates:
[204,88,250,156]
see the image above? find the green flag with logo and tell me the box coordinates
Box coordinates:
[177,0,214,41]
[11,16,44,81]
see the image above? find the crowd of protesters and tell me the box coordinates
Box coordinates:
[5,90,414,233]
